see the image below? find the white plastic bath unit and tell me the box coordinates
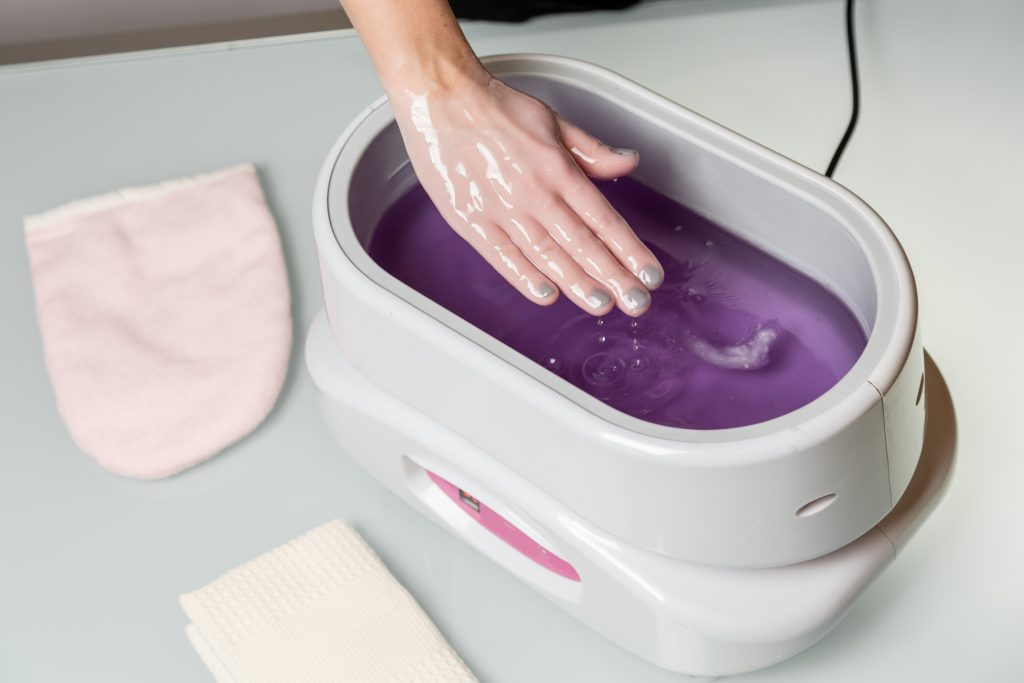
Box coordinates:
[307,55,952,676]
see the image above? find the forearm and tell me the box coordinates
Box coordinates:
[339,0,487,93]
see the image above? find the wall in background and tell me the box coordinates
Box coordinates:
[0,0,349,64]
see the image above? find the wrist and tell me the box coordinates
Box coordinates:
[379,47,489,98]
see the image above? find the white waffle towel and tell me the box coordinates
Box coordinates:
[180,520,478,683]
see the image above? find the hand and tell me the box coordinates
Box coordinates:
[388,71,664,316]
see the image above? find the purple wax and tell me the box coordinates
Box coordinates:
[368,178,867,429]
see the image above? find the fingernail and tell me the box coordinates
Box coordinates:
[622,287,651,312]
[533,282,556,299]
[639,266,664,289]
[613,147,639,158]
[584,289,612,310]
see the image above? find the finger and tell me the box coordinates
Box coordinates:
[543,202,653,317]
[561,175,665,290]
[557,117,640,180]
[505,217,615,316]
[453,220,559,306]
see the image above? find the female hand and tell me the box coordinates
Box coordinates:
[341,0,663,316]
[389,71,664,316]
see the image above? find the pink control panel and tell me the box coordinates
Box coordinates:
[426,470,581,582]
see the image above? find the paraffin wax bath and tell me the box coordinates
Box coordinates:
[369,177,867,429]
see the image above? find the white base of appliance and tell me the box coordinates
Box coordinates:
[306,311,954,678]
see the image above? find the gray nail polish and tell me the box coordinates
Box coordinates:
[613,147,639,158]
[535,282,556,299]
[585,289,612,310]
[639,266,664,289]
[623,287,651,312]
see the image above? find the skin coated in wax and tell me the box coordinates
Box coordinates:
[339,0,665,316]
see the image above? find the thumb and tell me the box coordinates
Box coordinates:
[557,116,640,180]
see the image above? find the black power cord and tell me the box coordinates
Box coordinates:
[825,0,860,178]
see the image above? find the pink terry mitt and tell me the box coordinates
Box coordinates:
[25,165,291,479]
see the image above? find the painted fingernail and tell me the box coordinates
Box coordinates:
[533,282,556,299]
[613,147,639,158]
[622,287,651,312]
[639,266,664,289]
[584,289,613,310]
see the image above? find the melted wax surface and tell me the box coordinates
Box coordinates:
[369,178,867,429]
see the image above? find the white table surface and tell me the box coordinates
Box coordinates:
[2,1,1022,680]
